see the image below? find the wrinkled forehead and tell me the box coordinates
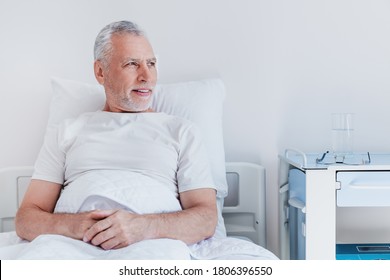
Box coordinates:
[110,33,155,59]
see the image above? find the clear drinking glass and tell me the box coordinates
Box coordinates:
[331,113,354,158]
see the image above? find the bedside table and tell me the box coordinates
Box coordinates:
[279,149,390,260]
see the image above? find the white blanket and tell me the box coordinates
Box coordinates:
[0,170,278,260]
[0,232,277,260]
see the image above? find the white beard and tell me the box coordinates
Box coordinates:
[119,94,152,112]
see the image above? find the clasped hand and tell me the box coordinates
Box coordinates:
[82,209,148,250]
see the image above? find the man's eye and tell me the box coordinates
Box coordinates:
[148,61,156,68]
[126,62,138,68]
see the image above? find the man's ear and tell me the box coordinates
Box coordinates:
[94,60,105,85]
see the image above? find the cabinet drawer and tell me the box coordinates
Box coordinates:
[337,171,390,207]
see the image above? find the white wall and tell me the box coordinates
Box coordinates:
[1,0,390,257]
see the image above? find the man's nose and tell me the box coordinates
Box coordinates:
[137,63,154,82]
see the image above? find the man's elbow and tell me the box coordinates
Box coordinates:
[14,209,27,240]
[204,207,218,239]
[15,207,37,241]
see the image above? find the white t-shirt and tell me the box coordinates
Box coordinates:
[33,111,217,197]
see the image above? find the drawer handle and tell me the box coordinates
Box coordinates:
[357,245,390,253]
[349,184,390,190]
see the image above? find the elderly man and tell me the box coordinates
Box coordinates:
[15,21,217,250]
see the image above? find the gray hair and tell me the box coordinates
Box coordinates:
[94,20,145,64]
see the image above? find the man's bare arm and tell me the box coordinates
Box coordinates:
[15,179,108,241]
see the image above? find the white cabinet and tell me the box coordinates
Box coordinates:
[279,150,390,260]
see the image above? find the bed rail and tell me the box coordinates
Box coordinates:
[0,166,33,232]
[224,162,266,247]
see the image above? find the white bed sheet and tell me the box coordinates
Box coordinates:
[0,231,277,260]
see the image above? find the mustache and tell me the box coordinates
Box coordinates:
[133,83,155,90]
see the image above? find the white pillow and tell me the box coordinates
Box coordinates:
[49,77,228,198]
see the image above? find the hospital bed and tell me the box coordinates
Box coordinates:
[0,78,277,260]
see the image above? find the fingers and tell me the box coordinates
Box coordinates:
[89,209,117,220]
[81,210,115,243]
[83,216,112,243]
[100,238,124,250]
[83,210,128,250]
[83,210,137,250]
[82,209,117,243]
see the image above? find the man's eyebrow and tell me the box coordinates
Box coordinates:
[123,58,139,63]
[123,57,157,63]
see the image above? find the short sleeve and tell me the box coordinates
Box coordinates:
[32,126,66,184]
[176,123,217,193]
